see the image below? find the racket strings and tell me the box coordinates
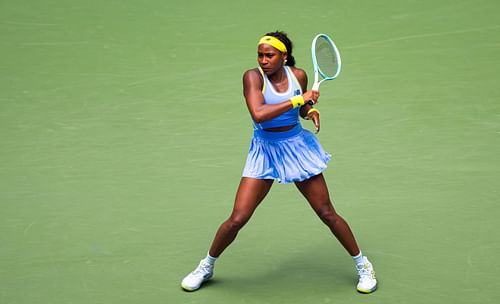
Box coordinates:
[315,38,339,78]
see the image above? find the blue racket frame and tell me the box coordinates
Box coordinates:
[311,33,342,91]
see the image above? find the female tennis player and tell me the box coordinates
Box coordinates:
[181,31,377,294]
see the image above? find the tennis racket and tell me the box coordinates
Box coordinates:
[307,33,342,105]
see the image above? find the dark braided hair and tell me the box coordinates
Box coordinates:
[265,30,296,67]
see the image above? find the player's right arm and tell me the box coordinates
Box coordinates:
[242,69,294,123]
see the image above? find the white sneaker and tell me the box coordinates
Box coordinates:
[181,260,214,291]
[356,256,377,293]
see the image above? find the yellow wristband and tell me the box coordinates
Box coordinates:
[307,108,320,116]
[290,95,305,108]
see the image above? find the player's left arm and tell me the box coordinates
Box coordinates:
[292,67,321,133]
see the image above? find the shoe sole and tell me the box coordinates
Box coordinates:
[181,284,197,292]
[357,285,377,294]
[181,275,212,292]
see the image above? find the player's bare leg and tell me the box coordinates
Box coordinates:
[295,174,377,293]
[181,177,273,291]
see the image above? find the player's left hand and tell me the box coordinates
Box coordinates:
[307,110,320,133]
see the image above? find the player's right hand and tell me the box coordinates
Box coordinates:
[303,90,320,105]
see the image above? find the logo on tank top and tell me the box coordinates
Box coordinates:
[294,89,300,96]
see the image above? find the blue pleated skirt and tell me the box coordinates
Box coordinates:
[242,124,332,183]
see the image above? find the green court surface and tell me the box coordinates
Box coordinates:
[1,0,499,303]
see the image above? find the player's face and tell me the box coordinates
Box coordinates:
[257,44,286,75]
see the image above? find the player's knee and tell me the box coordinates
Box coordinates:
[318,208,339,225]
[226,215,249,231]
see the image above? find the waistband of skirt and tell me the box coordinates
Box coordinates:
[253,124,303,140]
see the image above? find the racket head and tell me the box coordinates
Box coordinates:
[311,34,341,82]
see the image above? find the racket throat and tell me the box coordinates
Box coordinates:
[312,79,320,91]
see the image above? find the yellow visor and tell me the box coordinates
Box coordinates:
[258,36,287,53]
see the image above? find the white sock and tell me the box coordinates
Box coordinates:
[203,253,217,266]
[352,251,364,266]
